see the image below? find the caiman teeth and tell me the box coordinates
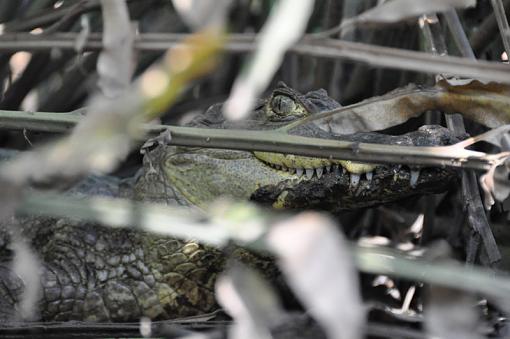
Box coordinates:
[253,151,376,174]
[258,152,422,188]
[410,169,420,187]
[316,167,323,179]
[350,173,360,187]
[305,169,314,179]
[256,151,379,181]
[366,171,373,182]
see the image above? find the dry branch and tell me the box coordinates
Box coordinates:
[0,33,510,83]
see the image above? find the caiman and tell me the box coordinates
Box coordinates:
[0,84,459,322]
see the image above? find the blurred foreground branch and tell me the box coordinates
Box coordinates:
[18,190,510,308]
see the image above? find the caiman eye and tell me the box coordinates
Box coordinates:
[266,94,308,121]
[272,95,296,116]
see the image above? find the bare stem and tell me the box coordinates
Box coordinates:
[491,0,510,60]
[0,109,505,171]
[443,9,476,59]
[0,33,510,83]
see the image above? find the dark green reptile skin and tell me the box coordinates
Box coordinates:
[0,215,275,322]
[2,218,223,321]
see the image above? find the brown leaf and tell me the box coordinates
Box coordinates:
[267,212,364,339]
[216,263,282,339]
[348,0,476,27]
[307,81,510,135]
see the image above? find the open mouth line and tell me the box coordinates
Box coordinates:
[257,154,421,188]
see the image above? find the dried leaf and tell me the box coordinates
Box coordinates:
[98,0,134,98]
[224,0,315,120]
[267,212,364,339]
[306,81,510,135]
[216,263,283,339]
[480,160,510,209]
[347,0,476,27]
[436,80,510,128]
[473,128,510,209]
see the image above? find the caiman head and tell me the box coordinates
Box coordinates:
[138,83,459,212]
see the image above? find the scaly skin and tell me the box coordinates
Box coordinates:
[153,84,460,211]
[0,84,459,322]
[0,216,276,322]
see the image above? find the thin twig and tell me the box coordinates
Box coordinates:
[0,33,510,83]
[0,109,506,171]
[442,9,476,59]
[422,9,499,264]
[0,110,80,132]
[470,0,510,55]
[491,0,510,60]
[446,114,501,265]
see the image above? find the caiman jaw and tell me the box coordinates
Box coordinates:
[253,151,377,178]
[253,151,422,188]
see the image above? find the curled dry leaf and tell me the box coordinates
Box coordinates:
[98,0,134,98]
[267,212,364,339]
[345,0,476,28]
[476,129,510,209]
[306,80,510,136]
[480,159,510,209]
[216,263,282,339]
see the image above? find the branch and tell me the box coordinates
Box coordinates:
[446,114,501,265]
[0,108,507,171]
[1,33,510,83]
[18,190,510,306]
[0,110,80,133]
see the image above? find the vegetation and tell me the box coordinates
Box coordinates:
[0,0,510,338]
